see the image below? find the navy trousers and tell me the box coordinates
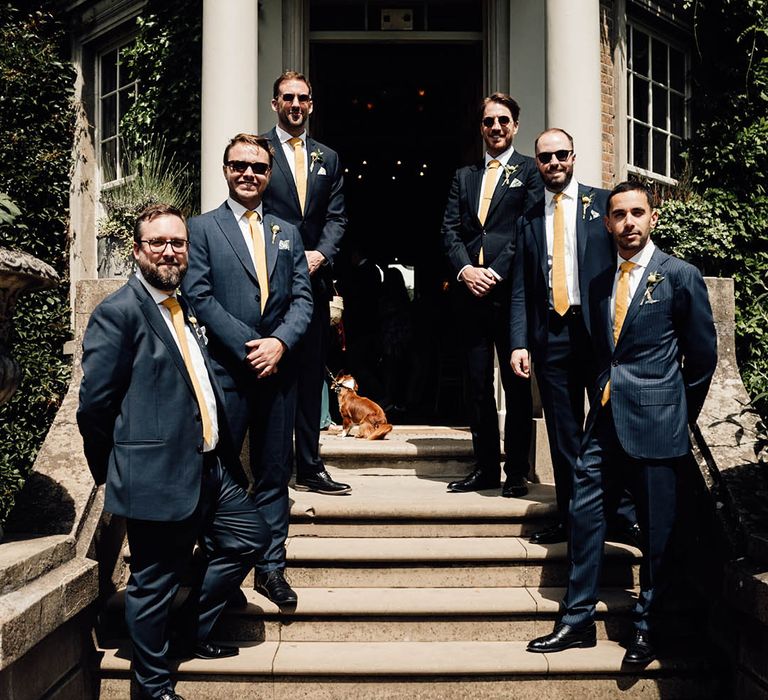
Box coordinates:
[560,405,678,632]
[125,456,268,698]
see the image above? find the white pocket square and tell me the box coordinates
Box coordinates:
[590,209,600,220]
[278,239,291,250]
[317,166,327,176]
[510,178,523,188]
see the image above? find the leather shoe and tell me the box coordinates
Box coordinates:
[623,630,655,665]
[194,641,239,660]
[225,588,248,608]
[527,622,597,653]
[295,470,351,495]
[529,522,567,544]
[502,475,529,498]
[156,691,185,700]
[447,469,500,493]
[255,569,298,605]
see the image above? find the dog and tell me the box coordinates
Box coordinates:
[333,373,393,440]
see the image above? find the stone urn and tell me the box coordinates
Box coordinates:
[0,247,59,405]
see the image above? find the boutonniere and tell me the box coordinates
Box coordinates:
[640,271,665,305]
[270,223,281,244]
[502,163,520,187]
[310,148,324,173]
[581,192,595,220]
[187,315,208,345]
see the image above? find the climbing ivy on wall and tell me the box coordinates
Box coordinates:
[0,2,75,523]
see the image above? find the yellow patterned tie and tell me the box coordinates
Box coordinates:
[244,210,269,312]
[552,192,570,315]
[289,136,307,214]
[601,260,637,406]
[477,159,500,265]
[161,297,213,446]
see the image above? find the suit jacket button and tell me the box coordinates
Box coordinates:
[612,360,619,367]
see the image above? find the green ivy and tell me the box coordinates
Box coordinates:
[0,2,75,523]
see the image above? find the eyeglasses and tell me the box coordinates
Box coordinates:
[280,93,311,103]
[536,150,573,164]
[140,239,189,253]
[482,115,512,128]
[226,160,271,174]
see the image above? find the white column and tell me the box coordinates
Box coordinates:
[200,0,259,212]
[545,0,603,186]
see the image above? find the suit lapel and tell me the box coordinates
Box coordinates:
[270,127,303,214]
[575,184,592,268]
[528,201,548,283]
[263,213,280,278]
[486,151,523,221]
[468,163,484,222]
[618,247,670,344]
[215,203,257,283]
[305,137,318,206]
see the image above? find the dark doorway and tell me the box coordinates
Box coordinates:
[309,41,483,424]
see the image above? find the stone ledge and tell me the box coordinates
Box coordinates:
[0,534,74,595]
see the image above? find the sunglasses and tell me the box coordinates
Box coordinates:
[482,115,512,127]
[280,93,311,103]
[226,160,271,174]
[536,150,573,164]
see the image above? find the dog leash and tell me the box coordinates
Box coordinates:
[326,367,342,393]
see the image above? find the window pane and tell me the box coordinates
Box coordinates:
[652,84,667,129]
[633,76,649,123]
[670,93,684,136]
[116,45,132,88]
[101,138,117,181]
[633,123,649,170]
[671,137,684,177]
[118,87,135,127]
[310,2,365,30]
[101,93,117,138]
[652,39,668,85]
[101,49,117,95]
[632,27,649,76]
[652,130,667,175]
[670,47,685,93]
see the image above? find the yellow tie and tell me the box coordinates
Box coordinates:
[244,210,269,312]
[161,297,213,446]
[601,260,637,406]
[477,159,500,265]
[289,136,307,214]
[552,192,570,316]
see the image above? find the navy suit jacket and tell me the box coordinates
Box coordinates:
[510,184,614,358]
[587,247,717,460]
[261,127,346,298]
[181,202,313,389]
[77,275,244,521]
[441,150,543,283]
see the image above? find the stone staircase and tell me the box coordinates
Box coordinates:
[97,426,724,699]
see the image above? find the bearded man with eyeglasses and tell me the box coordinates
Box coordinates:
[182,133,313,608]
[509,128,638,546]
[441,92,542,497]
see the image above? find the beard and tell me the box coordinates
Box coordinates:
[138,258,187,291]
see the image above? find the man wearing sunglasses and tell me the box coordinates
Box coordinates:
[182,133,313,607]
[509,128,637,545]
[441,92,542,496]
[261,70,350,496]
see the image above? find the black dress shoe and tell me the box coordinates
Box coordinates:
[295,470,351,494]
[156,690,185,700]
[226,588,248,608]
[447,469,500,493]
[255,569,298,605]
[194,641,239,660]
[623,630,655,665]
[527,622,597,653]
[529,522,567,545]
[502,475,529,498]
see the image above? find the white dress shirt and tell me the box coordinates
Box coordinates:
[228,196,266,262]
[545,177,581,308]
[609,240,657,325]
[275,123,308,186]
[136,269,219,451]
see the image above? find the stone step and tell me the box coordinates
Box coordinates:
[99,639,723,699]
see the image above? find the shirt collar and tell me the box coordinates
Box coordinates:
[484,144,515,167]
[544,177,580,207]
[276,124,306,145]
[616,239,656,271]
[135,268,176,304]
[228,197,263,222]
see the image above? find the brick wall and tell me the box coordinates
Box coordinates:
[600,0,617,188]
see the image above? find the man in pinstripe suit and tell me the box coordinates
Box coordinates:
[527,181,717,665]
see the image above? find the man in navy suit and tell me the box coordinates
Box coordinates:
[510,128,637,544]
[78,204,269,700]
[182,134,313,607]
[261,70,350,495]
[527,181,717,664]
[441,92,542,496]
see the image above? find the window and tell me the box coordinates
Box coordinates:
[626,23,688,181]
[97,41,137,185]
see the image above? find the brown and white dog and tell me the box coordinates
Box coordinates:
[333,373,393,440]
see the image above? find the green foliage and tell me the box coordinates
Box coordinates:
[121,0,202,212]
[0,2,75,523]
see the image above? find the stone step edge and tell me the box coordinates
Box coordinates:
[99,639,715,677]
[0,533,75,596]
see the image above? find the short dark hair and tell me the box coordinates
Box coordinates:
[534,127,575,152]
[273,70,312,99]
[606,180,656,213]
[479,92,520,123]
[222,133,275,166]
[133,203,186,243]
